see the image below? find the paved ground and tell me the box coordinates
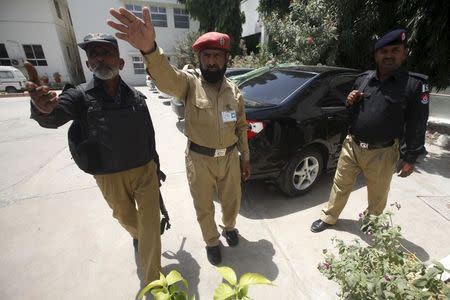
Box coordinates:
[1,88,449,300]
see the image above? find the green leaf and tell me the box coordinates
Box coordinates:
[166,270,184,286]
[217,266,237,286]
[153,290,171,300]
[137,280,165,300]
[213,283,235,300]
[238,273,272,288]
[237,285,249,298]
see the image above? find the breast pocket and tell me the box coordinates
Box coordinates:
[385,94,407,110]
[191,97,214,126]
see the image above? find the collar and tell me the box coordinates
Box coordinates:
[85,75,133,95]
[374,68,408,82]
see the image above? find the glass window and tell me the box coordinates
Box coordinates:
[132,56,145,74]
[239,70,315,106]
[321,74,357,107]
[174,8,189,28]
[54,0,62,19]
[150,6,167,27]
[0,43,11,66]
[23,44,47,66]
[125,4,143,18]
[0,71,14,79]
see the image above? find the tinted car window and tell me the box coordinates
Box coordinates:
[239,70,315,106]
[320,74,357,107]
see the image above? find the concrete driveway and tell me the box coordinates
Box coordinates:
[1,88,449,300]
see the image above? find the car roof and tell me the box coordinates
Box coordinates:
[272,63,359,75]
[0,66,21,71]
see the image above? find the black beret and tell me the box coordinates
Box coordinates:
[374,29,406,51]
[78,33,118,50]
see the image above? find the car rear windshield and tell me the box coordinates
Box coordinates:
[239,70,315,107]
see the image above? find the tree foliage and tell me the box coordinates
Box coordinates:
[262,0,450,89]
[172,31,201,68]
[178,0,245,55]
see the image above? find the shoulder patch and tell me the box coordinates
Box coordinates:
[420,93,429,104]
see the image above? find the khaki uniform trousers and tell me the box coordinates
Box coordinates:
[186,146,241,247]
[321,135,399,224]
[94,160,161,283]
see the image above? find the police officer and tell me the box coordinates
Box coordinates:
[25,33,162,283]
[108,7,251,265]
[311,29,430,232]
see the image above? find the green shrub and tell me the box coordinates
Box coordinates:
[319,208,450,299]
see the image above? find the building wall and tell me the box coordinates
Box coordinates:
[0,0,84,84]
[241,0,261,37]
[67,0,199,85]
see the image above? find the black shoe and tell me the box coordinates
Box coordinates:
[133,239,138,249]
[223,229,239,247]
[206,245,222,265]
[310,219,333,233]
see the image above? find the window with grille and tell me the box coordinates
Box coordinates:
[23,44,47,66]
[132,56,145,74]
[150,7,167,27]
[174,8,189,28]
[0,44,11,66]
[125,4,143,18]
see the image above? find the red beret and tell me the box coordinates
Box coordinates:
[192,32,230,52]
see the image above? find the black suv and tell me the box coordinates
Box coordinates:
[239,65,359,196]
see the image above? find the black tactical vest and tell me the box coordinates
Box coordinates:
[68,84,153,174]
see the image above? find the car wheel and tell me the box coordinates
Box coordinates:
[279,149,323,196]
[5,86,18,93]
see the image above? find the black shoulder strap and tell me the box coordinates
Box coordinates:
[358,70,374,93]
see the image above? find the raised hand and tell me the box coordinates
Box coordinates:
[346,90,363,106]
[108,7,156,53]
[24,62,59,114]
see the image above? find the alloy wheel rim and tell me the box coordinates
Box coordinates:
[292,156,319,190]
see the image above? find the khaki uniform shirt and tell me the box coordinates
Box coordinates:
[143,47,250,161]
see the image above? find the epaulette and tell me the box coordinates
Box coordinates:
[408,72,428,81]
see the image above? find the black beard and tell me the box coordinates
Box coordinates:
[200,65,227,84]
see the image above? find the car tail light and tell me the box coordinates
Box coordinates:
[247,120,267,139]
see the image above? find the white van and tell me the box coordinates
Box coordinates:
[0,66,27,93]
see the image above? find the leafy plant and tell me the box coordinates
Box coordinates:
[137,270,192,300]
[319,207,450,299]
[213,266,272,300]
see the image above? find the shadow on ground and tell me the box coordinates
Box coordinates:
[326,218,430,262]
[220,235,278,281]
[415,149,450,179]
[241,173,366,220]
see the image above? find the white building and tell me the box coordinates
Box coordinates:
[67,0,199,85]
[240,0,266,54]
[0,0,85,85]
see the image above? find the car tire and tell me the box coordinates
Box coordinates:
[5,86,18,93]
[279,149,323,197]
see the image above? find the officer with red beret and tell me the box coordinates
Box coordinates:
[311,29,430,233]
[108,7,251,265]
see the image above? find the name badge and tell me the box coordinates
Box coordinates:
[222,111,237,123]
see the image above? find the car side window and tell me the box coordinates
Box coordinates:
[320,74,357,107]
[0,71,14,79]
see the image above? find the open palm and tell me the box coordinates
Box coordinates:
[108,7,156,53]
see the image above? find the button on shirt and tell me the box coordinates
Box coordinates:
[142,47,250,161]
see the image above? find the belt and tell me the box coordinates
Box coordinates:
[351,135,395,150]
[189,142,236,157]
